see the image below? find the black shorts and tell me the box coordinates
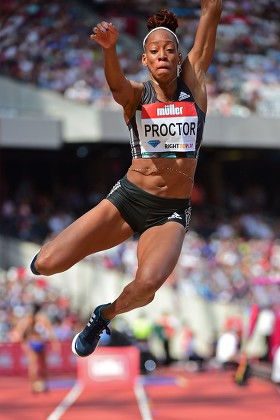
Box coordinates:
[106,175,191,234]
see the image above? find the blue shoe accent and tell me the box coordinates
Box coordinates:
[72,303,111,357]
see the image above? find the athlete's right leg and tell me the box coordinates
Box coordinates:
[32,199,134,276]
[72,221,186,358]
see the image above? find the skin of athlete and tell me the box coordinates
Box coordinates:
[34,1,222,321]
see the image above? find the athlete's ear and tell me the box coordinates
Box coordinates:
[178,52,182,64]
[142,53,148,66]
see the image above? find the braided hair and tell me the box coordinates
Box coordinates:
[147,9,178,33]
[143,9,179,50]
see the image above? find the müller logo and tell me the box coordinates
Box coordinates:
[156,104,183,116]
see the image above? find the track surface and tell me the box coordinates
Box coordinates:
[0,367,279,420]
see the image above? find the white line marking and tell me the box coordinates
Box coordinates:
[47,381,83,420]
[134,378,153,420]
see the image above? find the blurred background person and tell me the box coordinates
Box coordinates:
[154,311,178,366]
[215,322,240,370]
[15,302,59,393]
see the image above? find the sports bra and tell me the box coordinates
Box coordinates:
[127,78,206,159]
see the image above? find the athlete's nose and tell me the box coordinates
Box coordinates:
[158,49,167,60]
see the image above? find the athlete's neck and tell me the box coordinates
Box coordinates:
[150,75,178,102]
[150,74,178,88]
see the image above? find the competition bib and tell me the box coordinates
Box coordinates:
[136,102,198,153]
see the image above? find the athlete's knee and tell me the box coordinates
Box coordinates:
[124,280,155,306]
[31,247,57,276]
[135,272,164,299]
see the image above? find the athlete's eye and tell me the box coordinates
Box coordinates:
[150,50,157,54]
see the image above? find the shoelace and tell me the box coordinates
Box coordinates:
[93,322,111,338]
[84,316,111,338]
[104,326,111,336]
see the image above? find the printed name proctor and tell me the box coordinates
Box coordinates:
[136,102,199,153]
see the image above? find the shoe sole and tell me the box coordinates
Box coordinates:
[71,332,83,357]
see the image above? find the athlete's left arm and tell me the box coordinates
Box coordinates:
[188,0,222,73]
[181,1,222,111]
[183,0,222,78]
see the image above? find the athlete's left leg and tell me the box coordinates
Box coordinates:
[102,221,186,319]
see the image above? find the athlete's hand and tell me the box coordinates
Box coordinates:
[90,21,118,49]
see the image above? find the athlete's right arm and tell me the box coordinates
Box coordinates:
[91,21,142,115]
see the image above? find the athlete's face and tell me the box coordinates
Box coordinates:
[142,30,180,82]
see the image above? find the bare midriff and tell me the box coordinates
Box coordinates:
[127,157,197,199]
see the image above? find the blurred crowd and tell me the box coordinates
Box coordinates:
[0,265,79,343]
[0,0,280,116]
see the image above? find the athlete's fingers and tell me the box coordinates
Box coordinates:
[108,22,118,34]
[91,25,107,40]
[90,24,118,43]
[91,21,116,34]
[95,21,110,33]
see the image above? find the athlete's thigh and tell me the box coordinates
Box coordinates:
[136,222,186,284]
[44,199,134,260]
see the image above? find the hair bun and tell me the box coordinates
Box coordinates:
[147,9,178,33]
